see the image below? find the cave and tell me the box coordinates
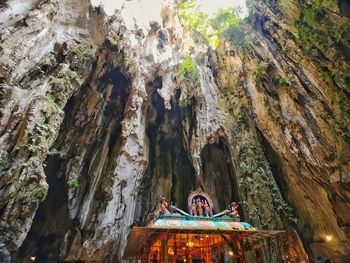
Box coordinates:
[2,0,350,261]
[135,78,196,224]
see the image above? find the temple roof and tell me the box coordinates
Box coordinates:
[123,215,284,259]
[152,214,255,232]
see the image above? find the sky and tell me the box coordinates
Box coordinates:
[92,0,248,18]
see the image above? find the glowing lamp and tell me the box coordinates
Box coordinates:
[229,251,234,257]
[187,241,193,247]
[325,235,332,242]
[168,248,174,255]
[29,256,36,261]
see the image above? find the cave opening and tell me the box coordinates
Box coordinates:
[12,62,132,262]
[256,129,289,200]
[200,138,240,213]
[136,78,196,224]
[12,155,70,263]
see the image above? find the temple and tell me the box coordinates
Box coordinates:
[123,190,285,262]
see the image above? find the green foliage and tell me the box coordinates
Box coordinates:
[50,91,68,107]
[272,76,290,87]
[0,151,9,177]
[177,0,244,48]
[237,112,250,129]
[71,46,94,63]
[253,63,268,84]
[68,178,79,189]
[294,0,349,56]
[178,0,214,45]
[266,179,297,224]
[54,69,79,86]
[107,36,120,47]
[125,57,134,67]
[295,1,323,52]
[237,140,297,224]
[48,148,61,156]
[339,97,350,123]
[253,63,290,87]
[295,21,328,54]
[303,5,324,26]
[31,185,47,201]
[335,21,347,43]
[210,8,246,46]
[42,97,61,118]
[179,0,209,33]
[26,123,53,154]
[18,55,58,88]
[319,70,332,81]
[179,56,199,83]
[278,77,289,87]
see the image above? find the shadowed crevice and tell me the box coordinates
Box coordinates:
[200,138,240,213]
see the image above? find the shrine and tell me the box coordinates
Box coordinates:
[123,190,284,262]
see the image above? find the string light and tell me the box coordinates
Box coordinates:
[29,256,36,262]
[229,251,234,257]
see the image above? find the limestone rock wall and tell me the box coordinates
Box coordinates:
[244,0,350,259]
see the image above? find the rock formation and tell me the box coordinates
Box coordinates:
[0,0,349,262]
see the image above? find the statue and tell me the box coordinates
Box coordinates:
[228,202,239,218]
[155,197,171,218]
[191,199,197,216]
[212,201,240,218]
[187,190,214,217]
[196,198,203,216]
[204,200,210,217]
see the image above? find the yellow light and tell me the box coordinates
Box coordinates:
[182,247,186,250]
[325,235,332,242]
[200,238,203,240]
[206,235,209,238]
[229,251,234,256]
[29,256,36,261]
